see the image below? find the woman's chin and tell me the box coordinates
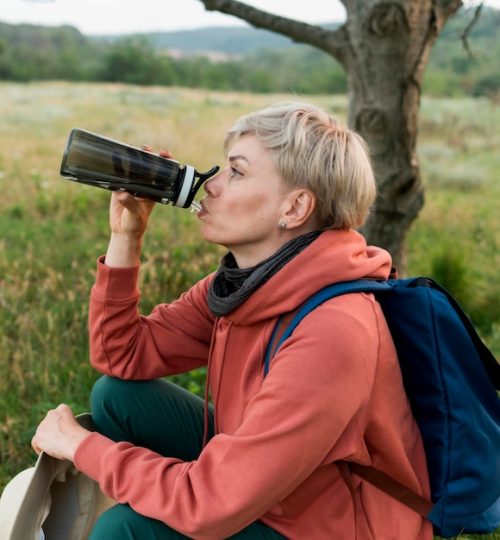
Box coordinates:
[200,226,222,245]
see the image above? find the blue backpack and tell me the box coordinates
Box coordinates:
[264,277,500,538]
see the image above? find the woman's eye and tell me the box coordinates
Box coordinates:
[229,167,242,178]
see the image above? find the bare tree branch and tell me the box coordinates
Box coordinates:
[434,0,464,20]
[461,2,483,58]
[198,0,349,63]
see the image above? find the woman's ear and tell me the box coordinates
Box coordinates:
[281,189,317,230]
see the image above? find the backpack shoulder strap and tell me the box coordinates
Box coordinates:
[347,463,433,517]
[266,277,500,387]
[264,279,389,376]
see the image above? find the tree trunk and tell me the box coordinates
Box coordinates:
[199,0,463,271]
[341,1,461,271]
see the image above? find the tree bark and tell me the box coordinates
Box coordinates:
[199,0,462,271]
[343,0,462,270]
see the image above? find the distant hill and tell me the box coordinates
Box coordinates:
[93,23,340,56]
[0,7,498,97]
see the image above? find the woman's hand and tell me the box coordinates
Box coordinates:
[31,404,91,462]
[109,147,173,238]
[106,147,173,268]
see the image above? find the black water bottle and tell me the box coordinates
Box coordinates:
[60,128,219,209]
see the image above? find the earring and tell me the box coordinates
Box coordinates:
[279,221,287,230]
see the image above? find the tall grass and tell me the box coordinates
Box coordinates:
[0,83,498,539]
[409,96,500,347]
[0,82,338,484]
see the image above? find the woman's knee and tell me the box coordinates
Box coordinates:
[90,376,154,442]
[89,376,210,457]
[91,375,130,410]
[90,376,156,419]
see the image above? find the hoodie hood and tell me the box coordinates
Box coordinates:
[225,229,392,325]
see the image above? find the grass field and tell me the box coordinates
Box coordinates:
[0,82,499,539]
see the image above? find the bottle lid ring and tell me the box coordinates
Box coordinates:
[174,165,195,207]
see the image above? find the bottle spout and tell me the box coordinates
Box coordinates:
[186,165,219,207]
[196,165,220,183]
[176,165,220,209]
[189,200,202,213]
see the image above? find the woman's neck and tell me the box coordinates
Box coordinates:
[229,226,320,269]
[207,230,322,317]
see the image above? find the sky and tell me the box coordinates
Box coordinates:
[0,0,347,35]
[0,0,496,35]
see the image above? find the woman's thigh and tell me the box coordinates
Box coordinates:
[90,504,286,540]
[89,378,286,538]
[90,376,214,460]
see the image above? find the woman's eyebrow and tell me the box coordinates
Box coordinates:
[228,154,250,164]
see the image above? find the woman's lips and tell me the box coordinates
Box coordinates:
[197,200,208,218]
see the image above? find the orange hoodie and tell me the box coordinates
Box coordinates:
[75,229,432,539]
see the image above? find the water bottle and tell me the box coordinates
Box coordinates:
[60,128,219,210]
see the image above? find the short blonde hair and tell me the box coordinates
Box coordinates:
[224,102,376,230]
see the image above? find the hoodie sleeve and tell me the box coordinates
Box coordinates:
[88,257,216,379]
[76,294,386,539]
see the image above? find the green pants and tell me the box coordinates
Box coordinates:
[89,376,287,540]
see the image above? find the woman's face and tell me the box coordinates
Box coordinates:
[197,134,292,268]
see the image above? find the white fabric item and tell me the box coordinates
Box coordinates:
[0,414,116,540]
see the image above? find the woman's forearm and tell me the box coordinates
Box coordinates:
[105,232,143,268]
[105,190,156,267]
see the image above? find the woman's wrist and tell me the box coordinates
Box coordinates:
[66,426,92,462]
[105,232,143,268]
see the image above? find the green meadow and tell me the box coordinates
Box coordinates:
[0,82,498,539]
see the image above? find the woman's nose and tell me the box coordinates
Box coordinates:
[204,172,221,196]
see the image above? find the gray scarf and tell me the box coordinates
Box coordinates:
[207,231,321,317]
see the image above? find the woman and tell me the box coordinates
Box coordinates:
[32,102,432,539]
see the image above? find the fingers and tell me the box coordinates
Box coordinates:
[31,437,41,455]
[45,403,71,419]
[140,143,173,160]
[159,149,173,159]
[31,404,74,454]
[31,420,46,455]
[116,190,135,206]
[55,403,71,414]
[117,191,155,212]
[115,191,145,208]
